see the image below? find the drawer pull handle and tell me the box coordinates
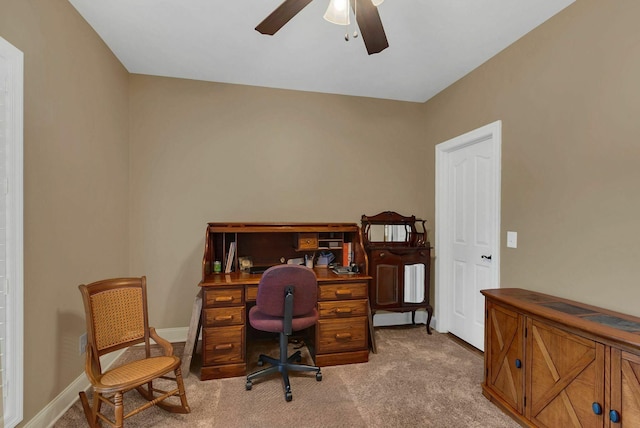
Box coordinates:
[515,359,522,369]
[335,289,352,297]
[214,315,233,321]
[335,333,352,341]
[592,402,602,415]
[379,252,385,258]
[214,343,233,351]
[610,410,620,423]
[214,296,234,302]
[335,308,352,314]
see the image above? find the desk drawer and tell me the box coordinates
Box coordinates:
[318,282,368,301]
[204,288,244,307]
[202,325,245,365]
[203,307,245,327]
[318,299,367,319]
[297,233,318,250]
[246,285,258,302]
[317,317,367,353]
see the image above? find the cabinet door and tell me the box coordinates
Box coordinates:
[527,319,605,428]
[485,301,525,413]
[371,250,402,308]
[609,348,640,427]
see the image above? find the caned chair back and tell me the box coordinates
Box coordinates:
[79,277,151,361]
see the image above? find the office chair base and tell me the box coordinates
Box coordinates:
[245,337,322,401]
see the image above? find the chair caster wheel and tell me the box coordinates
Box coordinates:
[257,360,264,367]
[316,371,322,381]
[245,380,252,391]
[285,391,293,402]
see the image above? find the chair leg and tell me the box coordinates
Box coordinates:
[114,392,124,428]
[79,391,97,428]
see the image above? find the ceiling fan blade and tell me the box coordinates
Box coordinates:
[255,0,314,35]
[353,0,389,55]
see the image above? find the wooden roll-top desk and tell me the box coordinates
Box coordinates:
[197,222,372,380]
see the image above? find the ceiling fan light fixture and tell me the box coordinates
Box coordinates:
[324,0,350,26]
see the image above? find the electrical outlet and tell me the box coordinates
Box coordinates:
[79,332,87,355]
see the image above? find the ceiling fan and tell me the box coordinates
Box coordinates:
[255,0,389,55]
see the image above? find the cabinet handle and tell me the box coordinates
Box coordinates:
[335,289,352,297]
[214,343,233,351]
[515,359,522,369]
[214,296,234,303]
[214,315,233,321]
[379,252,385,258]
[335,307,353,314]
[592,402,602,415]
[335,333,352,341]
[610,410,620,423]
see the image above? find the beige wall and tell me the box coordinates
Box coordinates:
[129,75,429,327]
[0,0,130,424]
[420,0,640,315]
[3,0,640,424]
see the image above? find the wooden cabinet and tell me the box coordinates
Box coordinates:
[362,212,433,332]
[198,222,371,380]
[482,288,640,427]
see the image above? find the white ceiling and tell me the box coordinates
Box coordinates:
[68,0,574,103]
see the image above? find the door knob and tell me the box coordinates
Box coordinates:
[481,255,492,261]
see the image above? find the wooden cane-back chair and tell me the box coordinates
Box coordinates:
[78,277,190,427]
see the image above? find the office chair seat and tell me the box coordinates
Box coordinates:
[245,265,322,402]
[249,306,318,332]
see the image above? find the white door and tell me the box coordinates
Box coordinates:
[435,121,501,351]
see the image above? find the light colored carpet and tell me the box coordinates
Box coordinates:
[55,326,518,427]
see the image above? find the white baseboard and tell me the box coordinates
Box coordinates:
[26,327,190,428]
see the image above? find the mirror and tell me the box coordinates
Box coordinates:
[367,224,410,243]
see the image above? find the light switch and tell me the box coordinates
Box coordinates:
[507,231,517,248]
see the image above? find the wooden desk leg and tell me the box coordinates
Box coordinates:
[367,302,377,354]
[181,289,203,377]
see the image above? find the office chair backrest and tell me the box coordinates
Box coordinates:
[256,265,317,317]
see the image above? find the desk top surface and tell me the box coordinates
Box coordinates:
[200,268,371,286]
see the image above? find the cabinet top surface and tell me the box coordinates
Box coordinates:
[201,268,371,286]
[207,222,359,233]
[482,288,640,348]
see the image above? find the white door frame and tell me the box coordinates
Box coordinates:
[434,120,501,335]
[0,36,24,428]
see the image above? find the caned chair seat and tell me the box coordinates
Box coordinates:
[99,356,180,389]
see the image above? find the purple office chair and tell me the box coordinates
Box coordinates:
[245,264,322,401]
